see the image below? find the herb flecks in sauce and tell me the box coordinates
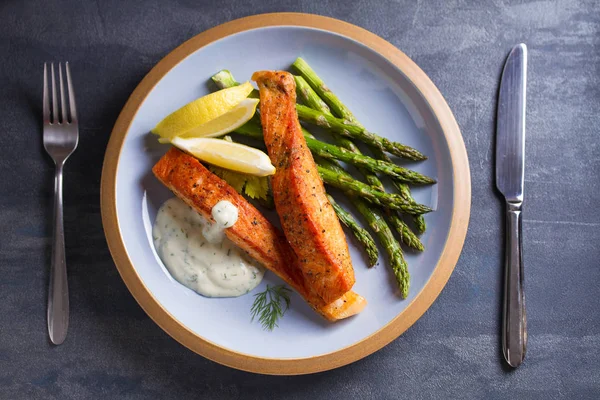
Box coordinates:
[153,197,265,298]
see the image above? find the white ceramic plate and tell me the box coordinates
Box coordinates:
[101,13,470,375]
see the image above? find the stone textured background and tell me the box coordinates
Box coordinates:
[1,0,599,398]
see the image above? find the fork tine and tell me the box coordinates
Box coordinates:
[50,63,58,123]
[58,63,67,124]
[43,63,50,124]
[65,62,77,123]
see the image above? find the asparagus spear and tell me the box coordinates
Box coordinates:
[354,198,409,298]
[211,70,260,99]
[294,75,332,116]
[319,159,410,297]
[326,193,378,267]
[212,69,425,161]
[292,57,357,123]
[294,71,425,250]
[296,105,426,161]
[231,119,263,140]
[304,136,434,184]
[212,69,239,88]
[387,212,424,251]
[377,148,427,235]
[316,167,431,215]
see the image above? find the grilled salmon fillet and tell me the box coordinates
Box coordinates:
[252,71,355,303]
[152,148,366,321]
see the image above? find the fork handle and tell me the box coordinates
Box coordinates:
[502,201,527,367]
[48,163,69,344]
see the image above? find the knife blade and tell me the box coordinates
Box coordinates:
[496,44,527,201]
[496,43,527,368]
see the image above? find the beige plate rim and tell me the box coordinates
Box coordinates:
[100,12,472,375]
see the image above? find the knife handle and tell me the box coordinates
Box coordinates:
[502,201,527,367]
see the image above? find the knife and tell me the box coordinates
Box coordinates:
[496,43,527,368]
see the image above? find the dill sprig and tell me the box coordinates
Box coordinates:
[250,284,292,331]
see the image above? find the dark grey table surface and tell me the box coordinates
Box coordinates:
[1,0,599,399]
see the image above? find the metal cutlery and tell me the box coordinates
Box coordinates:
[43,62,78,345]
[495,44,527,368]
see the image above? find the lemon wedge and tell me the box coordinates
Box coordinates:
[152,82,254,140]
[171,137,275,177]
[157,98,259,144]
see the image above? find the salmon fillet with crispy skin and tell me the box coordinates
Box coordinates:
[152,148,366,321]
[252,71,355,304]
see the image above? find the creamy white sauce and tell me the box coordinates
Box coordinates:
[153,197,265,298]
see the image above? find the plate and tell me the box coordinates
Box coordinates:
[101,13,471,375]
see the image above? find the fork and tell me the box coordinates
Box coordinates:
[43,62,78,345]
